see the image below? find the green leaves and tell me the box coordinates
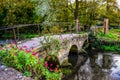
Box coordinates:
[0,0,36,25]
[41,37,61,56]
[96,29,120,41]
[0,44,62,79]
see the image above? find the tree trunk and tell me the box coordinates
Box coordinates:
[75,0,79,33]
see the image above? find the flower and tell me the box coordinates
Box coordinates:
[50,64,53,67]
[44,61,48,68]
[0,48,3,50]
[23,46,27,48]
[32,52,37,56]
[49,68,53,71]
[26,49,31,53]
[54,67,58,72]
[31,47,34,50]
[19,47,23,50]
[13,41,17,45]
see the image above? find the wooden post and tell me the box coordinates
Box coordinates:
[104,19,109,34]
[17,27,19,41]
[38,24,40,36]
[13,28,17,44]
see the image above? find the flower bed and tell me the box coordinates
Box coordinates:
[0,44,62,80]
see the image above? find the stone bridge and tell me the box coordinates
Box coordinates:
[18,33,88,64]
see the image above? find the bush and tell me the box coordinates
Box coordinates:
[42,26,63,34]
[49,26,63,34]
[101,45,120,51]
[0,44,62,80]
[96,29,120,41]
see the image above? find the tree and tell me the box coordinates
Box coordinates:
[0,0,36,26]
[74,0,79,33]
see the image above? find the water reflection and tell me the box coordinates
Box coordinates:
[62,52,120,80]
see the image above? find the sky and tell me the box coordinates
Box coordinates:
[71,0,120,8]
[117,0,120,4]
[117,0,120,8]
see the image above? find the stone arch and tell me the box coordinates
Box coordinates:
[69,45,78,55]
[68,45,79,66]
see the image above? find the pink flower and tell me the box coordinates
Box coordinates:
[23,46,27,48]
[32,52,37,56]
[54,67,58,71]
[0,48,3,50]
[14,42,17,44]
[49,68,53,71]
[31,47,34,50]
[44,61,48,68]
[19,47,23,50]
[50,64,53,67]
[26,49,31,53]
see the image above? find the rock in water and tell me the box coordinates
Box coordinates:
[111,71,120,80]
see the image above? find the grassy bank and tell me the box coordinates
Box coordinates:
[89,29,120,52]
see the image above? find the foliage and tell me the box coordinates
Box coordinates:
[0,0,36,26]
[49,26,63,34]
[41,25,64,34]
[0,44,39,76]
[89,29,120,52]
[101,45,120,51]
[0,44,62,79]
[96,29,120,41]
[41,37,61,56]
[40,59,62,80]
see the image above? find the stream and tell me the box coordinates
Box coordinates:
[62,52,120,80]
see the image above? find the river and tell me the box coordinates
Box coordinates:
[62,52,120,80]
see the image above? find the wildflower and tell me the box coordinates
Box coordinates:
[0,48,3,50]
[26,49,31,53]
[44,61,48,68]
[13,41,17,45]
[50,64,53,67]
[19,47,23,50]
[31,47,34,50]
[32,52,37,56]
[54,67,58,72]
[49,68,53,71]
[23,46,27,48]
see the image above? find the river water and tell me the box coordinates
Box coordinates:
[62,52,120,80]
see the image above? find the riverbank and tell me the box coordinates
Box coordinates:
[89,29,120,52]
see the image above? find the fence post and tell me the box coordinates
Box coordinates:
[104,19,109,34]
[17,27,19,41]
[13,28,17,44]
[38,24,40,37]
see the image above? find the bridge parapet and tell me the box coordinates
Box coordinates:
[18,33,88,64]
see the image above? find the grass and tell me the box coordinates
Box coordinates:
[96,29,120,41]
[101,45,120,52]
[95,29,120,52]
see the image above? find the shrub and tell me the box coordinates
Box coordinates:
[49,26,63,34]
[0,44,62,80]
[96,29,120,41]
[0,44,41,77]
[41,37,61,56]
